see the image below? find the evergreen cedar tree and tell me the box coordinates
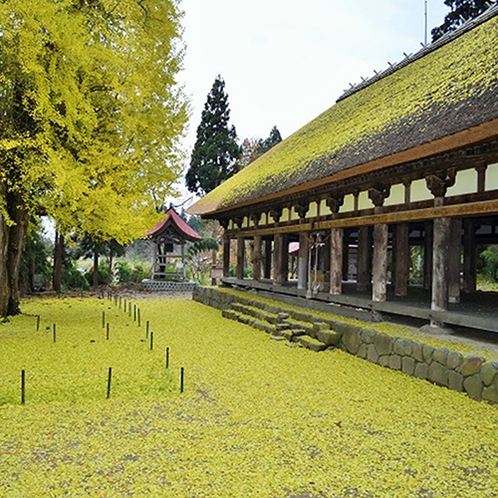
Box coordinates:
[431,0,494,41]
[0,0,187,317]
[258,126,283,155]
[186,76,241,196]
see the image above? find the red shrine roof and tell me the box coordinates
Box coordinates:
[147,207,202,242]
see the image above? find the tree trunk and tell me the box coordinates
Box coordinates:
[93,250,99,288]
[7,201,28,316]
[53,232,64,294]
[0,210,10,318]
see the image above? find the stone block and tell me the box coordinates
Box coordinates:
[463,374,483,400]
[433,347,449,366]
[411,342,424,362]
[428,362,449,387]
[278,312,290,320]
[480,361,498,387]
[402,357,416,376]
[414,362,428,380]
[297,336,327,352]
[374,333,393,356]
[360,328,377,344]
[342,327,361,355]
[388,355,402,371]
[461,356,484,377]
[379,355,389,367]
[313,322,329,331]
[275,322,290,331]
[482,385,498,404]
[357,344,368,359]
[447,351,463,371]
[422,344,435,364]
[448,371,464,392]
[393,339,413,357]
[315,330,341,347]
[367,344,379,364]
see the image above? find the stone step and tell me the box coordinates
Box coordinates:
[296,335,328,352]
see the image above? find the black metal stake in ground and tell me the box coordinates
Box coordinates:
[53,324,56,343]
[180,367,184,393]
[107,367,112,399]
[21,370,25,404]
[102,311,106,328]
[133,305,136,322]
[138,308,141,327]
[36,315,40,331]
[165,347,170,369]
[146,321,150,339]
[128,305,132,318]
[106,323,110,341]
[150,332,154,351]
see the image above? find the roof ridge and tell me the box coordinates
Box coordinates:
[336,2,498,103]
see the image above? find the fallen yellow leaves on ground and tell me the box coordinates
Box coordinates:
[1,297,497,497]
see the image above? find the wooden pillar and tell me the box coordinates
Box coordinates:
[448,218,461,304]
[463,218,476,293]
[281,235,289,284]
[223,236,230,278]
[372,224,388,302]
[253,235,262,281]
[342,231,349,280]
[431,217,451,313]
[263,239,272,279]
[423,221,433,290]
[394,223,409,297]
[357,226,370,292]
[297,232,309,290]
[236,237,245,280]
[330,227,343,295]
[273,234,283,285]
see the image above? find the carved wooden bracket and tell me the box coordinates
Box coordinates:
[233,217,244,229]
[426,168,456,198]
[249,213,260,227]
[269,207,282,224]
[219,219,230,230]
[368,185,390,208]
[294,201,309,219]
[325,194,344,214]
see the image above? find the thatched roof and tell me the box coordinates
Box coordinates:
[189,7,498,216]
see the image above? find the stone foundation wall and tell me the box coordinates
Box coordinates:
[142,280,198,292]
[194,286,498,404]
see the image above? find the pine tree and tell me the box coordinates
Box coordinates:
[186,76,241,196]
[431,0,494,41]
[258,126,283,155]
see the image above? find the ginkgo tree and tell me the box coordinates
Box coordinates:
[0,0,188,316]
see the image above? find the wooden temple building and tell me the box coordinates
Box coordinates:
[188,7,498,332]
[143,207,201,290]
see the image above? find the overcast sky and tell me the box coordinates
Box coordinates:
[176,0,450,205]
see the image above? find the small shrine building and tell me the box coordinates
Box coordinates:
[146,207,202,285]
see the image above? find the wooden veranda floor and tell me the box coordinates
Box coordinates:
[220,277,498,336]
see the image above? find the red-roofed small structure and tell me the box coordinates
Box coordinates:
[147,207,202,281]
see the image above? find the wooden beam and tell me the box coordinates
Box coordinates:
[228,199,498,238]
[274,234,284,285]
[263,239,272,279]
[423,221,433,290]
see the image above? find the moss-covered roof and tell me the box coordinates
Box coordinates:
[189,9,498,216]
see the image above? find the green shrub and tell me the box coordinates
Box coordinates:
[115,260,151,283]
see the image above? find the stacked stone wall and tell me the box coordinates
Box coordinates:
[193,286,498,404]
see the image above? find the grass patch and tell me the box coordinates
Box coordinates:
[1,297,497,496]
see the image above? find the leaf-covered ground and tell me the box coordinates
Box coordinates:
[1,297,497,497]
